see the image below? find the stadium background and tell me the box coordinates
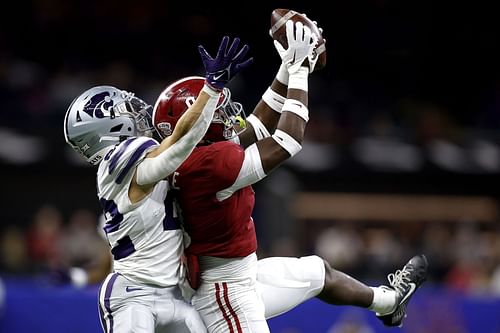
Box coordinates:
[0,0,499,332]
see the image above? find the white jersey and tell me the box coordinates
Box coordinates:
[97,136,184,287]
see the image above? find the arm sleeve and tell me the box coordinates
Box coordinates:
[216,143,267,201]
[135,87,219,185]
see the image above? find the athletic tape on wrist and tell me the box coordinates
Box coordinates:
[282,99,309,122]
[262,87,285,113]
[247,114,271,140]
[276,62,289,85]
[288,67,309,91]
[202,84,221,98]
[272,129,302,157]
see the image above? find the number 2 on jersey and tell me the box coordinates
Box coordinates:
[163,190,181,230]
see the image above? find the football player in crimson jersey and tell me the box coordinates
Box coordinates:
[63,36,252,333]
[153,21,428,333]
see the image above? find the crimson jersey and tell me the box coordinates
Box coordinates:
[172,141,257,257]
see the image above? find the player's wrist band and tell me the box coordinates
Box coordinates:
[202,84,222,97]
[276,62,289,85]
[282,99,309,122]
[288,67,309,91]
[262,87,285,113]
[272,129,302,157]
[247,114,271,140]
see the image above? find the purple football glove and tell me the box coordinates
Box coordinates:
[198,36,253,91]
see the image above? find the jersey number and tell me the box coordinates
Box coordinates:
[163,190,181,230]
[99,198,136,260]
[99,198,123,236]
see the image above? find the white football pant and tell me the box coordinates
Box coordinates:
[98,273,207,333]
[191,254,325,333]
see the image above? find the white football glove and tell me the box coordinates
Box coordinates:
[307,46,319,74]
[303,16,326,73]
[307,20,326,73]
[274,20,318,75]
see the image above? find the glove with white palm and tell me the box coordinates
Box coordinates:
[273,20,318,75]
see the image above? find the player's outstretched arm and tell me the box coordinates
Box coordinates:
[238,74,286,148]
[255,20,317,173]
[237,37,288,148]
[130,37,252,200]
[239,18,323,149]
[216,21,317,201]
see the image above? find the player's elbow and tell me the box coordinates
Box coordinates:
[260,143,299,174]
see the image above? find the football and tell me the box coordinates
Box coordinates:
[270,8,327,71]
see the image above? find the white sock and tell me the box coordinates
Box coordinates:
[368,286,397,315]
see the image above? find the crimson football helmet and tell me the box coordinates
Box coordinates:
[152,76,246,142]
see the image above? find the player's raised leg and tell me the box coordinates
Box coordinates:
[256,254,428,328]
[256,255,325,319]
[375,254,428,327]
[317,254,428,327]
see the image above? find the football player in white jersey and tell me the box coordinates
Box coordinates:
[63,36,252,333]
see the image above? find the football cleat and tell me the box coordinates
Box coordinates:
[377,254,428,327]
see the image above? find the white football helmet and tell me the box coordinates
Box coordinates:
[63,85,153,165]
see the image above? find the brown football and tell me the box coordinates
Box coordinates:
[270,8,326,71]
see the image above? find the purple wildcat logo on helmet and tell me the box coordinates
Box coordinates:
[83,91,116,118]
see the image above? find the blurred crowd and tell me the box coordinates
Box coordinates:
[312,220,500,295]
[0,1,498,169]
[1,202,500,297]
[0,204,110,286]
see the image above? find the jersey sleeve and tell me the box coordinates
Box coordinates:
[215,143,266,201]
[97,137,159,213]
[105,136,159,185]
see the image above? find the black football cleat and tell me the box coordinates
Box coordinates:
[377,254,428,327]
